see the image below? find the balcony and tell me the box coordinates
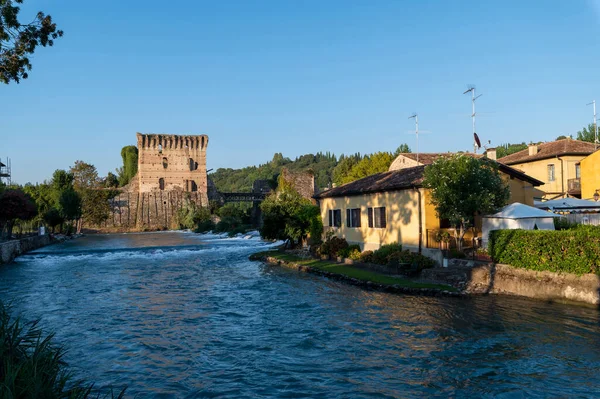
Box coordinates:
[568,178,581,196]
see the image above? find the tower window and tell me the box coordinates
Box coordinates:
[159,178,165,190]
[162,157,168,169]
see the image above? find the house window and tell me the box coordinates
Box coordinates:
[368,207,386,228]
[346,208,361,228]
[576,164,581,179]
[328,209,342,227]
[548,164,555,182]
[439,218,451,229]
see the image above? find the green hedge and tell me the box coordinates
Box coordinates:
[488,227,600,275]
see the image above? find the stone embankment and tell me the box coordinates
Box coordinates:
[420,260,600,306]
[0,234,78,264]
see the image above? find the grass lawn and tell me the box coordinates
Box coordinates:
[251,250,456,291]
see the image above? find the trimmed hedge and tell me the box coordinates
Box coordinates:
[489,227,600,275]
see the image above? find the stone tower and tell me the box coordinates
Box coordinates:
[136,133,209,200]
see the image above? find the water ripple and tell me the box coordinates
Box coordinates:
[1,232,600,398]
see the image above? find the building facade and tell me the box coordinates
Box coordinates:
[497,138,596,199]
[315,157,542,255]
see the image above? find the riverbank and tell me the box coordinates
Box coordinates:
[252,250,600,306]
[0,234,80,264]
[250,250,462,297]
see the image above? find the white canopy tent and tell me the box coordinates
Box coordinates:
[482,203,562,246]
[534,198,600,213]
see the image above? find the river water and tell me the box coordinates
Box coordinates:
[1,232,600,398]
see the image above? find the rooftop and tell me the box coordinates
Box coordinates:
[315,159,543,199]
[497,138,596,165]
[315,166,425,199]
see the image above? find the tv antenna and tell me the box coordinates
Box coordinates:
[408,113,420,163]
[587,100,598,150]
[464,86,483,153]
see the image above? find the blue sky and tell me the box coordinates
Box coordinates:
[4,0,600,184]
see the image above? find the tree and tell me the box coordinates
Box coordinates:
[0,189,37,238]
[58,188,82,229]
[394,143,411,156]
[422,154,509,250]
[103,172,119,188]
[576,123,597,143]
[117,146,138,186]
[70,161,110,231]
[260,176,322,247]
[42,207,63,233]
[340,152,395,184]
[556,135,569,140]
[0,0,63,84]
[495,142,528,159]
[51,169,74,192]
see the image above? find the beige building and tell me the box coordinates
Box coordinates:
[315,158,542,253]
[579,150,600,200]
[497,138,596,199]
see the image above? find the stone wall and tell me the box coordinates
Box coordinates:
[136,133,208,204]
[106,191,207,230]
[0,235,52,264]
[420,262,600,306]
[281,168,315,203]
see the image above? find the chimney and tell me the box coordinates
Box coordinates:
[528,144,538,156]
[486,148,497,161]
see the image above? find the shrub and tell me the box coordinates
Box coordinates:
[338,244,361,259]
[372,243,403,265]
[359,250,374,263]
[0,302,125,398]
[554,217,578,230]
[320,236,348,257]
[195,219,216,233]
[489,227,600,275]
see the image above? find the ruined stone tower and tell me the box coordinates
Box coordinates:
[101,133,210,231]
[136,133,209,200]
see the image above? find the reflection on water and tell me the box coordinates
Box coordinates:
[1,232,600,398]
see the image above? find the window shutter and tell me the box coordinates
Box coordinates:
[346,209,351,227]
[355,209,361,227]
[380,207,387,228]
[329,210,333,227]
[368,208,373,228]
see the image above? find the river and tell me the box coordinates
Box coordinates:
[0,231,599,398]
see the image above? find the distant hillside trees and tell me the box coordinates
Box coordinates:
[576,123,598,143]
[496,143,528,159]
[337,152,396,185]
[117,145,138,186]
[210,145,411,193]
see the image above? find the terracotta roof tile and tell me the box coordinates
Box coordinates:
[315,166,425,198]
[315,158,543,199]
[497,139,596,165]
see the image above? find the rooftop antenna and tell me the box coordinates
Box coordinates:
[408,113,419,163]
[464,86,483,153]
[587,100,598,150]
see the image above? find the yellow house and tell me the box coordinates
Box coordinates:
[497,138,596,199]
[315,158,543,255]
[579,150,600,200]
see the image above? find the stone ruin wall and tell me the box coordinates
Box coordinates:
[96,133,210,231]
[281,168,316,204]
[137,133,208,196]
